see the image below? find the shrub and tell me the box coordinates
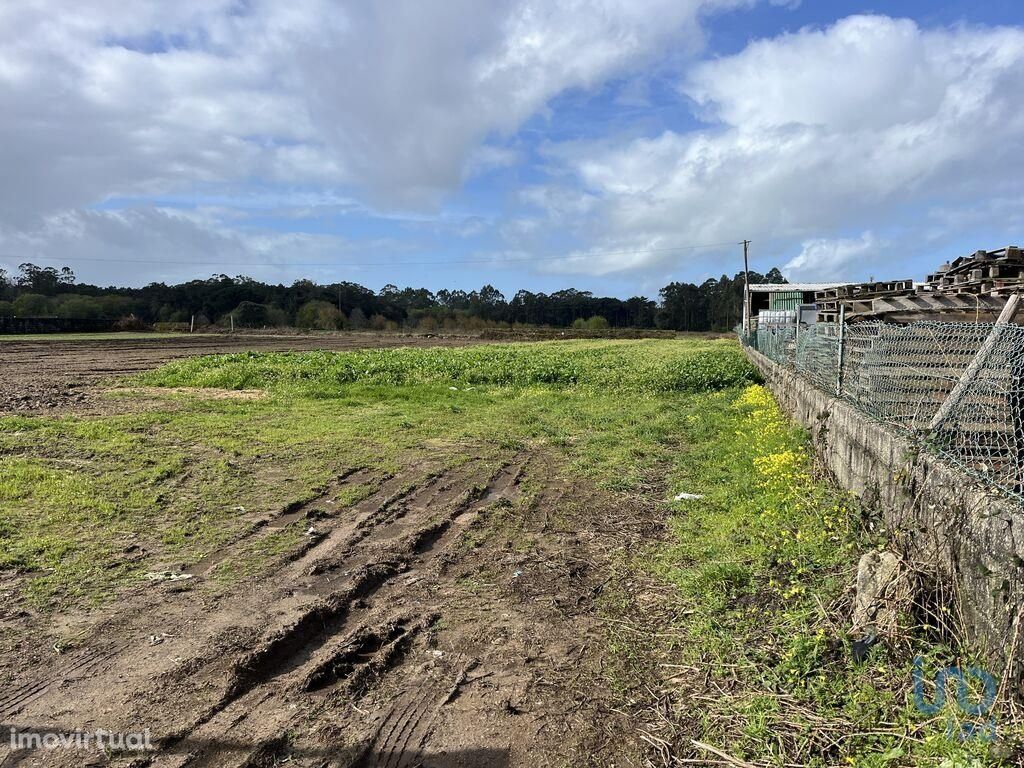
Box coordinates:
[12,293,51,316]
[112,314,148,331]
[296,300,343,330]
[225,302,286,328]
[54,295,103,319]
[348,307,368,329]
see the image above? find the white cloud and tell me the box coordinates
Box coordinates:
[5,7,1022,290]
[0,0,733,224]
[0,0,754,284]
[783,233,877,281]
[537,15,1024,278]
[0,207,363,286]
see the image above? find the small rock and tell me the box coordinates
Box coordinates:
[145,571,193,583]
[852,550,913,642]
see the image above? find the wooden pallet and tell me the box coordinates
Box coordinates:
[926,246,1024,292]
[835,280,914,298]
[814,247,1022,321]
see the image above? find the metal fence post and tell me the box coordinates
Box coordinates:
[835,305,845,397]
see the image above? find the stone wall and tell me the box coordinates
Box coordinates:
[744,345,1023,678]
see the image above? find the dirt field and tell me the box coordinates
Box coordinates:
[0,337,970,765]
[0,333,488,413]
[0,336,672,767]
[0,451,651,767]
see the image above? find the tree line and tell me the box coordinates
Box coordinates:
[0,263,786,332]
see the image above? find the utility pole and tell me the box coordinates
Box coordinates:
[742,239,751,334]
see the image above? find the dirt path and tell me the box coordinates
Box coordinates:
[0,333,488,413]
[0,450,655,767]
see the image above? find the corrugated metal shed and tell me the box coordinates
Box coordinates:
[768,291,803,311]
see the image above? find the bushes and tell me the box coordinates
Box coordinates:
[572,316,610,330]
[112,315,148,331]
[54,296,103,319]
[12,293,51,315]
[224,302,287,328]
[348,307,368,329]
[296,300,344,330]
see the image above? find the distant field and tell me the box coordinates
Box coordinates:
[0,338,988,765]
[0,331,196,341]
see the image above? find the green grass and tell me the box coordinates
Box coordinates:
[0,338,1004,764]
[134,338,753,393]
[628,383,1005,765]
[3,341,751,607]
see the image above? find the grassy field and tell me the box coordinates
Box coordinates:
[0,338,1002,764]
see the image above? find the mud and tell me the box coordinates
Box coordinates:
[0,452,659,767]
[0,332,671,765]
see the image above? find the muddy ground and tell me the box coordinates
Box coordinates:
[0,336,668,767]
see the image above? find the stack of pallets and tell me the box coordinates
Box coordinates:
[814,280,915,323]
[814,246,1023,323]
[924,246,1024,296]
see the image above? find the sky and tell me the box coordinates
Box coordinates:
[1,1,1023,299]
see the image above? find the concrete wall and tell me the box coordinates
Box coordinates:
[745,346,1023,678]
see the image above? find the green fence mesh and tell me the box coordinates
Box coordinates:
[744,321,1024,503]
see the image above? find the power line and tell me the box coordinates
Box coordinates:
[0,240,742,269]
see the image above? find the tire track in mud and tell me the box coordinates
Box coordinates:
[0,458,514,766]
[38,456,503,768]
[139,456,525,767]
[356,658,478,768]
[0,467,394,724]
[1,451,636,768]
[182,467,382,579]
[0,642,130,719]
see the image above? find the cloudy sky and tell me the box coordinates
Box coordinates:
[2,1,1023,297]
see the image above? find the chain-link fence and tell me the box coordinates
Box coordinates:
[743,320,1024,504]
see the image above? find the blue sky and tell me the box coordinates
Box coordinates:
[2,1,1024,299]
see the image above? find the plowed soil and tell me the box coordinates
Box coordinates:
[0,449,659,767]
